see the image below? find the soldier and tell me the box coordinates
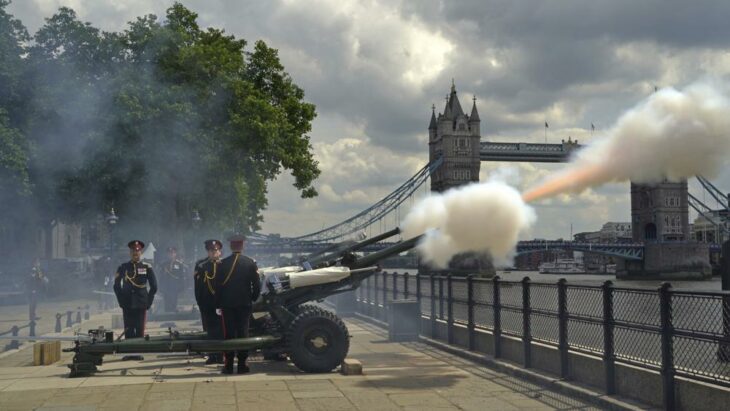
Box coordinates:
[113,240,158,339]
[215,234,260,374]
[193,239,224,364]
[26,258,48,320]
[159,247,187,313]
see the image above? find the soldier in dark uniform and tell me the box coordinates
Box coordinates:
[113,240,158,339]
[26,258,48,320]
[193,239,224,364]
[215,234,260,374]
[159,247,187,313]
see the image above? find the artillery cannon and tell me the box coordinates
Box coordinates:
[66,232,420,377]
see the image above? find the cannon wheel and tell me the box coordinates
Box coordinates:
[262,304,332,361]
[286,309,349,373]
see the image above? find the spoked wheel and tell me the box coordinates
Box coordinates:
[286,309,349,373]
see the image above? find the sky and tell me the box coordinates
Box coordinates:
[10,0,730,240]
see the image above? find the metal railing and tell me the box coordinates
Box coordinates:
[355,272,730,410]
[0,303,92,350]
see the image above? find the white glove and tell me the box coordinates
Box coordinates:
[215,309,222,316]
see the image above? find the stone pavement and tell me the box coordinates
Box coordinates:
[0,314,601,411]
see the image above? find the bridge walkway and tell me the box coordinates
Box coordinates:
[0,313,617,411]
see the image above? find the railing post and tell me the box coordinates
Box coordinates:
[55,313,62,332]
[9,326,19,350]
[393,272,398,300]
[66,311,73,328]
[404,272,410,299]
[430,275,437,337]
[602,280,616,394]
[373,273,379,318]
[382,271,388,321]
[467,274,475,351]
[76,307,82,324]
[447,274,454,344]
[439,276,445,319]
[84,304,90,320]
[365,276,371,315]
[29,319,36,337]
[659,282,676,411]
[557,278,569,379]
[493,275,502,358]
[522,276,532,368]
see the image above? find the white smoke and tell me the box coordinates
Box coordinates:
[402,178,536,268]
[524,80,730,202]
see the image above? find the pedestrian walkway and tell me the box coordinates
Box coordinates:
[0,315,606,410]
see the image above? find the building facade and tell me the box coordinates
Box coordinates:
[692,210,728,244]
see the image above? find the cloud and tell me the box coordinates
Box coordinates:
[9,0,730,240]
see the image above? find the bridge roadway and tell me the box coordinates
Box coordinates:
[0,310,604,410]
[479,141,580,162]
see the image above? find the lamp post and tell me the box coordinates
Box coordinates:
[192,210,202,261]
[106,208,119,259]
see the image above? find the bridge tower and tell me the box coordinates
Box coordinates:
[619,180,711,279]
[429,82,481,192]
[630,180,690,242]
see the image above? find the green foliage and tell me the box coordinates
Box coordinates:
[0,1,320,237]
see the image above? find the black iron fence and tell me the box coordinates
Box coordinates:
[355,271,730,408]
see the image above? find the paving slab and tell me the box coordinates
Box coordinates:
[0,316,606,410]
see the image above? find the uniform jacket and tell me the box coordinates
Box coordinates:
[113,261,157,310]
[214,252,260,309]
[159,258,187,294]
[26,267,48,295]
[193,257,220,308]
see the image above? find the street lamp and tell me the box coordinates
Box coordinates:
[106,208,118,259]
[192,210,202,261]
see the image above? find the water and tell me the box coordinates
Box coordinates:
[495,271,724,291]
[386,268,724,291]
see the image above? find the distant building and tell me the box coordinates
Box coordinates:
[692,210,728,244]
[573,231,601,243]
[598,222,632,243]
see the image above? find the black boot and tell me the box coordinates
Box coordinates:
[221,356,234,374]
[237,361,250,374]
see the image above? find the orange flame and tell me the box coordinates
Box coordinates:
[522,164,604,203]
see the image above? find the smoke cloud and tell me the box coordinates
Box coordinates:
[523,81,730,202]
[402,178,535,268]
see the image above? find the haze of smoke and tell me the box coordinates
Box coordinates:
[523,81,730,202]
[402,179,535,268]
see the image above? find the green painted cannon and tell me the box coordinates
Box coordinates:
[66,233,421,377]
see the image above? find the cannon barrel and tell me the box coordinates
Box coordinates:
[347,235,422,270]
[72,335,280,354]
[307,227,401,267]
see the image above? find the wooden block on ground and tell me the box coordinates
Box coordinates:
[33,343,43,366]
[42,342,54,365]
[340,359,362,375]
[51,341,60,363]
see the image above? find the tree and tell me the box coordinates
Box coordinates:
[27,3,319,246]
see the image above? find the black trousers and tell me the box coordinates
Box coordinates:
[200,305,223,339]
[221,306,252,363]
[163,292,179,312]
[122,308,146,339]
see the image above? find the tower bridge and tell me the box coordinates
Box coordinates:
[253,82,720,279]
